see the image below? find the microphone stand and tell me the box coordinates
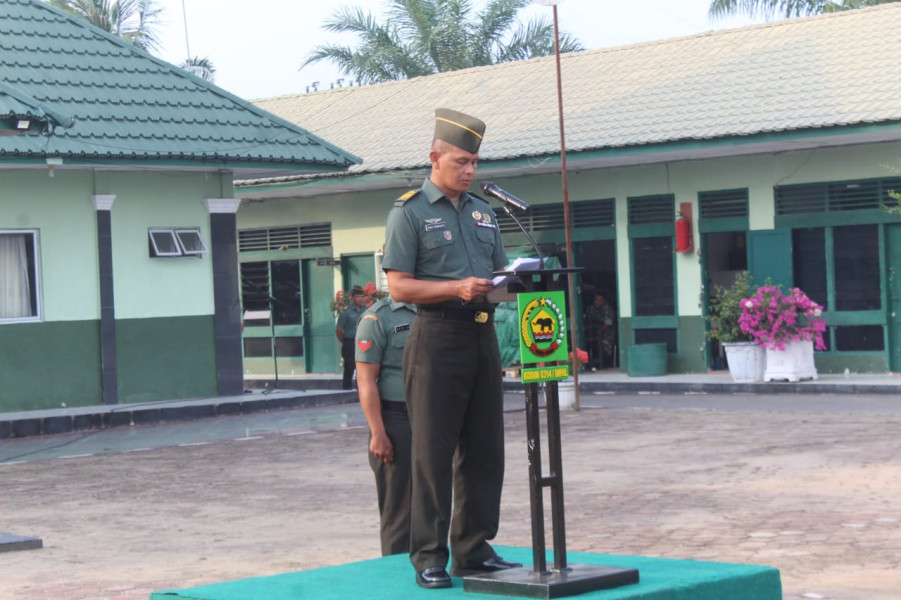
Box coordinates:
[501,204,545,266]
[243,280,292,395]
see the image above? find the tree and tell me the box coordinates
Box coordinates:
[302,0,584,85]
[48,0,164,53]
[180,56,216,82]
[708,0,900,20]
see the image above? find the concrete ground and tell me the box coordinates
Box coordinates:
[1,384,899,600]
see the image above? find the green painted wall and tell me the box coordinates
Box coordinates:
[0,320,102,411]
[116,315,218,404]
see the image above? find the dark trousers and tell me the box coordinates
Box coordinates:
[341,338,355,389]
[403,312,504,572]
[369,405,413,556]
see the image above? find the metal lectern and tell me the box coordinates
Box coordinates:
[463,266,639,598]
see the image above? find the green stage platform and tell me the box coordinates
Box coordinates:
[150,547,781,600]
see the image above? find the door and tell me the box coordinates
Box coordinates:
[887,224,901,371]
[748,229,793,289]
[303,258,339,373]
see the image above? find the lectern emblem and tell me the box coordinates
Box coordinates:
[519,295,566,358]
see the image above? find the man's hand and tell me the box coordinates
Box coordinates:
[456,277,494,302]
[370,432,395,464]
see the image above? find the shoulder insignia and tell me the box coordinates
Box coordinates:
[362,313,379,321]
[394,189,418,207]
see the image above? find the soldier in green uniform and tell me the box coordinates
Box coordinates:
[382,108,521,589]
[335,285,366,389]
[354,296,416,556]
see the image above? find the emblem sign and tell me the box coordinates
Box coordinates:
[517,291,570,383]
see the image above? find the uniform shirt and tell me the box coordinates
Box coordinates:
[382,179,508,294]
[354,297,415,403]
[337,303,367,339]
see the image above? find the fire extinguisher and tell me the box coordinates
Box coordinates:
[675,212,692,253]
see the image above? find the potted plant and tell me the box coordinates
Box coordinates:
[739,286,826,382]
[706,271,766,383]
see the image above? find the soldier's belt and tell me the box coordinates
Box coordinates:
[417,306,494,324]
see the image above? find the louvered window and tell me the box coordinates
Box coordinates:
[628,195,674,225]
[776,178,901,216]
[699,189,748,220]
[238,223,332,252]
[494,199,614,234]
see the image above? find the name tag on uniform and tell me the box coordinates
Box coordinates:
[425,222,447,232]
[476,221,497,229]
[394,323,411,333]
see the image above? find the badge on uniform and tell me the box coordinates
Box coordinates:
[472,210,482,220]
[424,217,446,232]
[358,339,372,352]
[444,231,453,241]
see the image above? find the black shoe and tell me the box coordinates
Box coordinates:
[450,555,523,576]
[416,567,452,589]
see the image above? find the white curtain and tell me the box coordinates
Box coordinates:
[0,233,32,318]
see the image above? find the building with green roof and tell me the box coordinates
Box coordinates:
[0,0,359,412]
[240,5,901,377]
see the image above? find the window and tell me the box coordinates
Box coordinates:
[149,228,207,257]
[632,236,675,316]
[0,231,41,322]
[240,260,301,326]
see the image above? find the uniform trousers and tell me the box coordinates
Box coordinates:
[403,309,504,572]
[341,338,356,389]
[369,402,413,556]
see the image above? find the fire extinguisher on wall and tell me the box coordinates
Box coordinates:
[675,204,693,253]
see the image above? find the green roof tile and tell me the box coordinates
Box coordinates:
[0,0,360,172]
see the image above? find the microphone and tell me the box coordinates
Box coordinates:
[480,182,530,212]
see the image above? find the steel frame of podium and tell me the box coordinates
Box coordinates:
[463,267,638,598]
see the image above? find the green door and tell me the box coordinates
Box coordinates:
[748,229,793,289]
[341,253,377,290]
[887,224,901,371]
[303,258,338,373]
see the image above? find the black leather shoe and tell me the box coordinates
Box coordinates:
[450,555,523,576]
[417,567,452,589]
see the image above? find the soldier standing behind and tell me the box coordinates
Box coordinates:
[355,296,416,556]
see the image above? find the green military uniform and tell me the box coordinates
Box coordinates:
[337,302,367,389]
[354,297,415,555]
[383,177,509,574]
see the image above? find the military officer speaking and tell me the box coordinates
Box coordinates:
[382,108,520,589]
[354,296,416,556]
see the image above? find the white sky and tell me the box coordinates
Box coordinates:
[153,0,762,100]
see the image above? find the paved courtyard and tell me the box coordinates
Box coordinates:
[2,394,899,599]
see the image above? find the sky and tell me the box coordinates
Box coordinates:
[152,0,763,101]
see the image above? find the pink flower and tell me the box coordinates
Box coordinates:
[738,286,826,351]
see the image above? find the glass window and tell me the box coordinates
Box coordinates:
[0,231,40,322]
[632,236,674,316]
[834,325,884,352]
[834,224,880,311]
[792,228,827,309]
[149,228,207,257]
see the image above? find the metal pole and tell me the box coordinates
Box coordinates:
[550,6,581,410]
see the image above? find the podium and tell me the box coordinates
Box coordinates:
[465,266,639,598]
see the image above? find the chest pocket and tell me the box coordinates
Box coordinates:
[385,328,409,365]
[422,229,453,250]
[474,225,496,246]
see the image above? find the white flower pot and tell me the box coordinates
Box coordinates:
[764,340,818,383]
[722,342,766,383]
[557,379,576,409]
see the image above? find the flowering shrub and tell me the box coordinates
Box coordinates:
[568,348,589,372]
[738,286,826,351]
[706,271,756,343]
[329,281,388,316]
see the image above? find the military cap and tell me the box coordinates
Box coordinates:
[434,108,485,154]
[350,285,365,296]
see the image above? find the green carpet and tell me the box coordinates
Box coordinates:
[150,547,782,599]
